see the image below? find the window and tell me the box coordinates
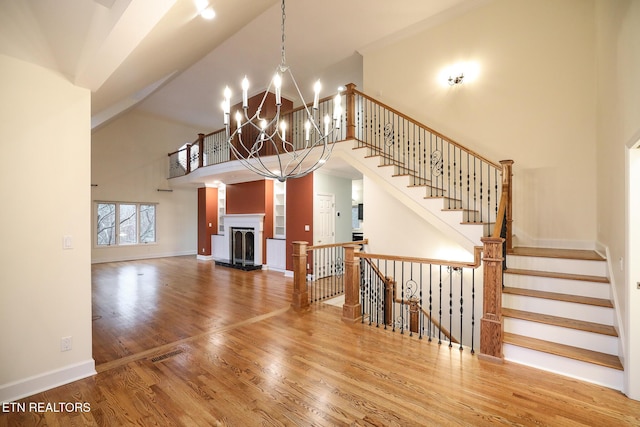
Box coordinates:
[96,202,156,246]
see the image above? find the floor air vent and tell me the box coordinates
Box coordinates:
[150,349,184,363]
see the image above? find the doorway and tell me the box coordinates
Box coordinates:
[314,193,335,246]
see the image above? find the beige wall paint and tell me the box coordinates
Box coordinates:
[362,176,472,261]
[362,0,597,246]
[595,0,640,400]
[91,111,199,263]
[0,54,94,398]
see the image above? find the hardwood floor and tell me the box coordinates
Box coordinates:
[2,256,640,426]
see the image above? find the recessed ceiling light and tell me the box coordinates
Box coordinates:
[200,6,215,20]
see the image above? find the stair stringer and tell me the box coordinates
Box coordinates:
[332,143,484,253]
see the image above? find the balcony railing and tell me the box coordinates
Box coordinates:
[168,84,512,246]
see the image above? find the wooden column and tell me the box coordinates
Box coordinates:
[384,278,394,326]
[345,83,356,140]
[479,236,505,363]
[500,160,514,252]
[342,244,362,323]
[409,298,419,334]
[291,241,309,312]
[197,133,205,168]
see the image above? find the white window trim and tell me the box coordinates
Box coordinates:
[94,201,158,248]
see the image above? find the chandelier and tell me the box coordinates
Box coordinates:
[222,0,342,182]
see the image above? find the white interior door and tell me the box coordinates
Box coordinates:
[314,193,335,279]
[314,193,335,245]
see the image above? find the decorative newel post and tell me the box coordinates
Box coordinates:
[479,236,505,363]
[291,241,309,312]
[198,133,205,168]
[345,83,356,141]
[500,159,514,252]
[342,244,362,323]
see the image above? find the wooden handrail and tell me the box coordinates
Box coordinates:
[352,88,502,170]
[308,239,368,251]
[385,275,458,344]
[356,245,483,270]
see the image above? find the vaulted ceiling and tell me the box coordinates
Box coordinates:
[0,0,481,133]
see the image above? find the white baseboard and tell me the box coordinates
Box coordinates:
[196,254,214,261]
[0,359,96,402]
[91,250,197,264]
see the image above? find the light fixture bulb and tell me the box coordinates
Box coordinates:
[200,6,215,20]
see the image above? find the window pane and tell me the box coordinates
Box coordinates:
[119,204,137,245]
[140,204,156,243]
[97,203,116,246]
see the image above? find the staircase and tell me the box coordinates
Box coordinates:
[332,143,489,254]
[502,247,623,390]
[333,141,623,391]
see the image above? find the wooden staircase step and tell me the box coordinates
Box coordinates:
[504,332,623,370]
[505,268,609,284]
[503,287,613,308]
[502,308,618,336]
[508,246,605,261]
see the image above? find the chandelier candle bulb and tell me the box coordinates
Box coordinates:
[273,74,282,105]
[305,120,311,141]
[324,114,330,135]
[280,121,287,140]
[313,80,321,109]
[235,111,242,132]
[241,77,249,108]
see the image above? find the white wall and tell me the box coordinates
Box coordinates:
[362,176,472,261]
[0,54,94,401]
[361,0,598,248]
[595,0,640,400]
[91,111,199,263]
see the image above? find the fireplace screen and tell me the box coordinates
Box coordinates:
[231,227,255,266]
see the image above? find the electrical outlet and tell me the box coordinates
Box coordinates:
[61,336,72,352]
[637,282,640,290]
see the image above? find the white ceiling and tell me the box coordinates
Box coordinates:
[0,0,482,182]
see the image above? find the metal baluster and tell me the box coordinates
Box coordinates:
[419,264,423,340]
[459,268,464,351]
[400,261,405,334]
[471,270,476,354]
[466,153,471,221]
[428,265,433,342]
[438,265,443,344]
[459,148,463,220]
[449,267,453,348]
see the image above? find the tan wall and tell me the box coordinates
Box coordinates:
[595,0,640,399]
[361,0,597,247]
[0,54,93,399]
[91,111,199,263]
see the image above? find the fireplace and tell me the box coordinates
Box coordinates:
[213,213,265,271]
[231,227,255,266]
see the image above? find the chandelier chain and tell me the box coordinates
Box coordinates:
[280,0,286,68]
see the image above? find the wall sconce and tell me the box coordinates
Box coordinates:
[439,61,480,88]
[448,73,464,86]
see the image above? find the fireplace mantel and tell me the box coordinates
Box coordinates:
[216,214,265,268]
